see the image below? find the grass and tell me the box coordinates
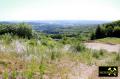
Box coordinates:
[96,37,120,44]
[0,35,119,78]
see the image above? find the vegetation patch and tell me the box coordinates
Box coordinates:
[0,21,119,78]
[96,37,120,44]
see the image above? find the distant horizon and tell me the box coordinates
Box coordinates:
[0,19,114,22]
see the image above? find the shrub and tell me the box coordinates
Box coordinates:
[0,24,16,35]
[93,52,100,59]
[28,39,38,46]
[16,23,32,39]
[0,33,12,44]
[0,23,32,39]
[72,43,86,52]
[90,32,95,40]
[3,70,8,79]
[115,53,120,61]
[25,71,33,79]
[92,49,105,59]
[50,49,61,60]
[50,34,63,39]
[39,63,46,79]
[11,70,18,79]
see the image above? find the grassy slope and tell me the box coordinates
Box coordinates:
[0,22,120,78]
[96,37,120,44]
[0,37,120,79]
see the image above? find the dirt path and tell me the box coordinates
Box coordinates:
[84,42,120,79]
[84,42,120,52]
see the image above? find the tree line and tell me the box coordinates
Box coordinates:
[91,20,120,39]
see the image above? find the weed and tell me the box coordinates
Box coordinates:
[3,70,8,79]
[11,70,18,79]
[39,61,46,79]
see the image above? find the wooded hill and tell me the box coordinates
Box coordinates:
[91,20,120,39]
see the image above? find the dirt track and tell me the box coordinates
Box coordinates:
[84,42,120,52]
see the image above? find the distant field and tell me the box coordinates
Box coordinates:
[96,37,120,44]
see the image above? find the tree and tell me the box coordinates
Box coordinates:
[113,26,120,37]
[106,26,113,37]
[95,25,106,39]
[92,20,120,39]
[90,32,95,40]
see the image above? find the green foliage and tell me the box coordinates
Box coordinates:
[90,32,96,40]
[39,63,46,79]
[50,49,61,60]
[106,26,113,37]
[61,37,71,44]
[3,71,8,79]
[95,26,101,39]
[0,61,8,67]
[72,43,86,52]
[0,24,16,35]
[11,70,18,79]
[25,71,33,79]
[0,23,32,39]
[106,53,120,66]
[16,23,32,38]
[99,49,104,56]
[94,25,106,39]
[115,53,120,61]
[51,51,56,60]
[91,20,120,39]
[28,39,38,46]
[50,34,63,39]
[0,33,12,44]
[92,50,105,59]
[32,31,41,39]
[96,37,120,44]
[113,26,120,37]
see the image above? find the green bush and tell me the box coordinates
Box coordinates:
[16,23,32,38]
[50,34,63,39]
[92,49,105,59]
[93,52,100,59]
[72,43,86,52]
[0,33,12,44]
[50,49,61,60]
[28,39,38,46]
[90,32,96,40]
[0,23,32,39]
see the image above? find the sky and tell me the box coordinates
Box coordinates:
[0,0,120,21]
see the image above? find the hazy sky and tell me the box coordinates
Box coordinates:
[0,0,120,21]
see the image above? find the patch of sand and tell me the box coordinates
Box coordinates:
[84,42,120,52]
